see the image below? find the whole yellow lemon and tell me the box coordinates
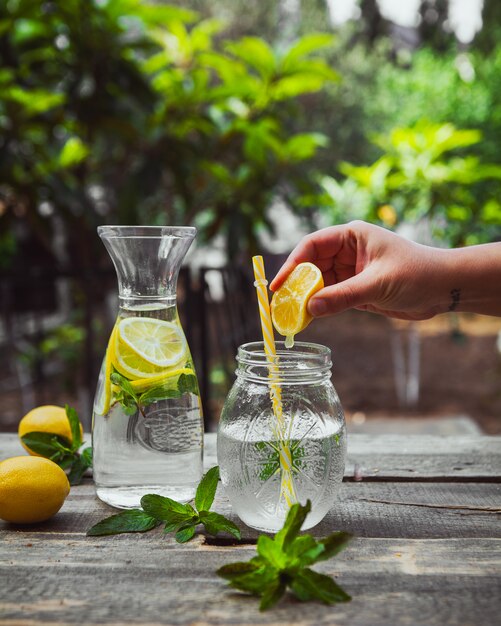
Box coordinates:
[18,405,82,455]
[0,456,70,523]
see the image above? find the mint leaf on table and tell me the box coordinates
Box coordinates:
[140,494,196,526]
[87,466,241,543]
[217,499,352,611]
[81,446,93,467]
[65,404,82,450]
[199,511,241,539]
[290,568,351,604]
[20,431,72,459]
[195,465,219,511]
[20,405,92,486]
[175,523,197,543]
[67,446,93,486]
[87,510,159,536]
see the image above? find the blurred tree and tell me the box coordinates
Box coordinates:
[418,0,451,53]
[0,0,338,266]
[320,121,501,246]
[0,0,163,269]
[470,0,501,55]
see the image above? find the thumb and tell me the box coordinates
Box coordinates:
[307,273,377,317]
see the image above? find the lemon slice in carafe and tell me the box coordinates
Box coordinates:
[113,317,187,380]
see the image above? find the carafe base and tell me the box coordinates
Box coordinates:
[96,484,197,509]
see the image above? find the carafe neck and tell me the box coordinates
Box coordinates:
[98,225,196,306]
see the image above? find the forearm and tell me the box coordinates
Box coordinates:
[434,243,501,317]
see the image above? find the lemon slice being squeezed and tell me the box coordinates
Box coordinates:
[271,262,324,347]
[113,317,186,380]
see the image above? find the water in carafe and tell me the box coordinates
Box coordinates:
[92,226,203,509]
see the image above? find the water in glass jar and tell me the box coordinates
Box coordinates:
[92,302,203,509]
[218,417,346,532]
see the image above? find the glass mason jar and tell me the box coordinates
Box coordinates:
[217,341,346,532]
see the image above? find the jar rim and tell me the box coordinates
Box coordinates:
[237,341,332,372]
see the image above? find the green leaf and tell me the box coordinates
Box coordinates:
[227,567,279,595]
[481,199,501,224]
[103,0,197,24]
[281,33,335,68]
[287,535,324,566]
[178,373,199,395]
[67,454,91,486]
[199,511,241,539]
[316,532,352,562]
[81,447,93,467]
[274,500,311,551]
[257,535,286,569]
[271,74,327,100]
[111,372,138,397]
[87,510,159,536]
[139,385,181,406]
[57,455,76,471]
[13,18,48,43]
[291,568,351,604]
[175,523,197,543]
[140,494,194,524]
[3,86,65,115]
[65,404,82,450]
[58,137,90,168]
[259,577,286,611]
[217,562,260,579]
[226,37,276,79]
[111,372,139,408]
[20,432,71,458]
[283,133,329,162]
[163,521,181,533]
[195,466,219,512]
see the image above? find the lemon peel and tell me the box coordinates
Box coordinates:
[18,405,82,456]
[130,368,195,393]
[0,456,70,523]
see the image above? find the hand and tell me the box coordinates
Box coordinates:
[270,221,451,321]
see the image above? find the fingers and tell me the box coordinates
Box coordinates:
[269,226,348,291]
[307,271,378,317]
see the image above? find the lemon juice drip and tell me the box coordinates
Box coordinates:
[285,334,295,349]
[92,304,203,509]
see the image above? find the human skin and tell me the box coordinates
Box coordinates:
[269,221,501,320]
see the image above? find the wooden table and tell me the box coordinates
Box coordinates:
[1,432,500,625]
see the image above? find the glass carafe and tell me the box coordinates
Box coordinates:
[92,226,203,509]
[217,341,346,532]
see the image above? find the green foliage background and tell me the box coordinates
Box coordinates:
[1,0,501,271]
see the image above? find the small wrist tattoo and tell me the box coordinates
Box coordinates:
[448,288,461,311]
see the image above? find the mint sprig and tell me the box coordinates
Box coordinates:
[217,500,352,611]
[20,404,92,485]
[110,371,199,414]
[87,466,241,543]
[86,509,159,536]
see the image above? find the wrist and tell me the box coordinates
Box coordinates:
[434,243,501,317]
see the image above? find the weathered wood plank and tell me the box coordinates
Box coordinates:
[1,480,499,540]
[0,537,499,626]
[343,433,501,482]
[3,432,500,481]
